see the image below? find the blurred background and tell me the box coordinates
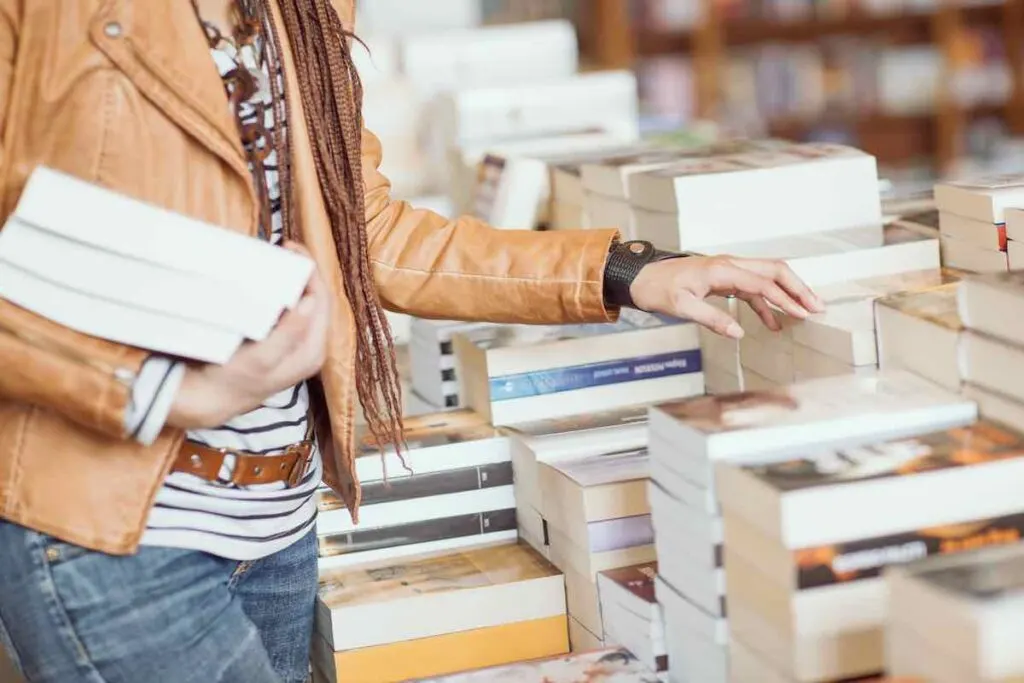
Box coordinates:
[354,0,1024,207]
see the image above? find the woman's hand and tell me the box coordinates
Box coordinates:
[167,242,330,430]
[629,255,825,339]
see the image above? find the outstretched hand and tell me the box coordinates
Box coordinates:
[629,255,825,339]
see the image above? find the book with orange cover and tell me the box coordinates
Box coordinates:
[311,614,568,683]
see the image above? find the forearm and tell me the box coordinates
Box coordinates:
[369,204,619,324]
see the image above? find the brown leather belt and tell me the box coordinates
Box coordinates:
[172,440,314,488]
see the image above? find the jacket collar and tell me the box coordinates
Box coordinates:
[89,0,252,186]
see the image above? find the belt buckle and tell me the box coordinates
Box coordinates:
[285,442,312,488]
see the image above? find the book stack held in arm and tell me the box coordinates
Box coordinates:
[646,371,978,683]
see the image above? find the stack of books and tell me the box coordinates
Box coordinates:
[875,281,964,392]
[887,543,1024,683]
[626,142,883,253]
[597,562,668,678]
[645,371,978,683]
[718,420,1024,681]
[409,318,495,410]
[311,542,569,682]
[438,70,641,213]
[958,272,1024,427]
[452,316,702,427]
[503,407,648,562]
[734,268,958,388]
[578,140,787,248]
[544,142,656,232]
[315,410,516,572]
[699,296,744,395]
[1006,208,1024,268]
[937,176,1024,274]
[537,447,656,646]
[933,176,1023,273]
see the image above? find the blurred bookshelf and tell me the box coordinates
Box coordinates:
[581,0,1024,179]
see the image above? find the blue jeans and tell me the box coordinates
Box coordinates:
[0,522,317,683]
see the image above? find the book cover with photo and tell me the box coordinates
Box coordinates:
[877,283,962,332]
[318,542,557,609]
[746,422,1024,493]
[419,647,660,683]
[599,562,659,605]
[653,372,968,436]
[794,512,1024,590]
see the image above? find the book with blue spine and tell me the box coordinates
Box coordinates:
[453,315,703,426]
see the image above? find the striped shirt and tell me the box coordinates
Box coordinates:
[126,21,321,561]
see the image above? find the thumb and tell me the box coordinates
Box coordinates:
[676,296,745,340]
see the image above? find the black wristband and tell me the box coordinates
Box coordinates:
[602,239,689,309]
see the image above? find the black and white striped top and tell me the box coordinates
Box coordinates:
[125,24,321,561]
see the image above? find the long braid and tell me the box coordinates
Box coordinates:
[261,0,405,459]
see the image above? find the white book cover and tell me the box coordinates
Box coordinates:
[628,142,882,249]
[695,223,938,287]
[0,167,313,362]
[13,167,312,312]
[934,174,1024,224]
[549,447,650,489]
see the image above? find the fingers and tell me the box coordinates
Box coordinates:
[735,258,824,313]
[675,293,745,339]
[709,263,810,320]
[737,293,780,331]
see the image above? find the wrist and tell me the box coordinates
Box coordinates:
[167,366,228,430]
[602,239,689,310]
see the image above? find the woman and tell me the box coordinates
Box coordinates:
[0,1,822,681]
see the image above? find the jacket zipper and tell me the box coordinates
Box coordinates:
[0,322,137,386]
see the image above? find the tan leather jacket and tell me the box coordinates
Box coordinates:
[0,0,617,554]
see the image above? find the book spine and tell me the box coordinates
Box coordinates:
[489,349,703,401]
[319,461,513,511]
[317,508,517,558]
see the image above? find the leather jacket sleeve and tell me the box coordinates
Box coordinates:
[0,1,143,440]
[361,126,621,325]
